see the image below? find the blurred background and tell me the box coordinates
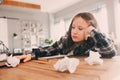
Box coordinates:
[0,0,120,54]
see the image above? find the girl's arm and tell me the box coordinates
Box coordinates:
[29,36,68,60]
[16,36,68,62]
[90,29,116,58]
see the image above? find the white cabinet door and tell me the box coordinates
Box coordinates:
[0,18,8,48]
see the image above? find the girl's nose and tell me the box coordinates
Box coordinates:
[73,29,78,34]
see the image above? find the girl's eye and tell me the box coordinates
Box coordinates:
[78,28,83,30]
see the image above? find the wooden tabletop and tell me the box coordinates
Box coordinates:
[0,57,120,80]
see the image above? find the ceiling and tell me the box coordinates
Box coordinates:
[12,0,82,13]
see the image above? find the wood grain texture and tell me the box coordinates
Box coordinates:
[2,0,41,9]
[0,57,120,80]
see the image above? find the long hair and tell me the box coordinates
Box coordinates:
[64,12,98,49]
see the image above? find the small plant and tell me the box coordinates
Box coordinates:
[44,39,53,45]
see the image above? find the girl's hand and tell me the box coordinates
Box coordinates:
[84,26,95,40]
[15,54,32,62]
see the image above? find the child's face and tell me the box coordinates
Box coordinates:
[71,17,90,42]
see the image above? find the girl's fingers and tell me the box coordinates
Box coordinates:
[16,55,27,60]
[85,26,95,40]
[85,32,90,40]
[84,29,90,40]
[23,54,32,62]
[23,58,30,62]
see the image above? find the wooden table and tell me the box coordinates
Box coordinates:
[0,57,120,80]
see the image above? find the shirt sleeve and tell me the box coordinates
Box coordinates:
[31,36,67,59]
[90,29,116,58]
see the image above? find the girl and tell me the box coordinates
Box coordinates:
[17,12,116,62]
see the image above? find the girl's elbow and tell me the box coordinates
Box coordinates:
[101,50,116,58]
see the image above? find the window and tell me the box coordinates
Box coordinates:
[51,20,66,41]
[91,5,109,36]
[51,18,72,41]
[64,18,72,32]
[115,0,120,41]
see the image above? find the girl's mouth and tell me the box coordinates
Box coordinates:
[72,36,78,38]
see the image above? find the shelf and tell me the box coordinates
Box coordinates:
[2,0,41,10]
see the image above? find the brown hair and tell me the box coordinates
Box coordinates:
[64,12,98,50]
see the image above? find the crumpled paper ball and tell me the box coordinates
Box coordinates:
[85,51,103,65]
[54,57,79,73]
[5,55,20,67]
